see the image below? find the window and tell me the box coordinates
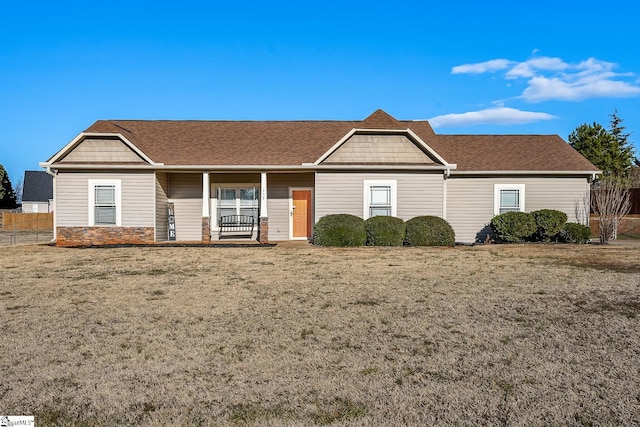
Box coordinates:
[88,180,121,226]
[215,186,259,226]
[364,180,397,219]
[494,184,525,215]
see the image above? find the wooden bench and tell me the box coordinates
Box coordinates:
[218,214,255,239]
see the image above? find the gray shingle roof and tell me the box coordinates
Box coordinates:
[22,171,53,202]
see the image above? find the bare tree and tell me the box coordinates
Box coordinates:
[574,194,590,226]
[14,177,23,205]
[591,178,632,243]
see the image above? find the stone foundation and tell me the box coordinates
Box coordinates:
[202,217,211,243]
[56,227,155,246]
[259,217,269,244]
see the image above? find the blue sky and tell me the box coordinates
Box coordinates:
[2,0,640,185]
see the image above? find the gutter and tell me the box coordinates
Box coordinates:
[43,163,457,172]
[41,166,57,244]
[449,170,602,176]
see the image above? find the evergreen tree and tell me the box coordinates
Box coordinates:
[608,109,637,173]
[0,164,17,208]
[569,111,638,179]
[569,122,622,178]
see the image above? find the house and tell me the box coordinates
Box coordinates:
[21,170,54,213]
[40,110,599,246]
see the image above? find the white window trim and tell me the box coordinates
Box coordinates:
[210,183,260,229]
[494,184,525,216]
[88,179,122,226]
[363,180,397,219]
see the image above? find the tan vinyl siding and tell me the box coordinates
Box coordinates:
[155,172,169,241]
[55,171,155,227]
[315,172,444,221]
[267,173,314,241]
[171,199,201,241]
[167,173,202,241]
[323,134,436,164]
[60,138,146,163]
[446,176,591,243]
[211,173,261,185]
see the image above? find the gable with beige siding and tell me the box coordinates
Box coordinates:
[446,176,590,243]
[55,171,155,227]
[323,134,437,164]
[59,138,146,163]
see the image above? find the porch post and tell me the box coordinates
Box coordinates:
[259,172,268,243]
[202,172,211,243]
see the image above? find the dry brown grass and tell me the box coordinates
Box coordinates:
[1,243,639,425]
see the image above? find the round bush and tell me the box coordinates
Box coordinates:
[365,216,405,246]
[404,216,455,246]
[313,214,366,247]
[557,222,592,244]
[532,209,567,241]
[490,211,536,243]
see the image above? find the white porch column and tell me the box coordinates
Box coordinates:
[202,172,211,242]
[260,171,268,217]
[202,172,210,217]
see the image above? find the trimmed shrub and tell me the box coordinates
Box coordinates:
[490,211,536,243]
[365,216,405,246]
[313,214,366,247]
[532,209,568,241]
[557,222,592,244]
[404,216,455,246]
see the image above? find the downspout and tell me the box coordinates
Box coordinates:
[442,169,449,219]
[45,167,57,243]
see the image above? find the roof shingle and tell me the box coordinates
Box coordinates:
[22,171,53,202]
[77,110,598,172]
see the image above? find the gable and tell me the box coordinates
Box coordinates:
[58,137,147,163]
[321,134,440,165]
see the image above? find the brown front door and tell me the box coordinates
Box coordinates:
[292,190,312,238]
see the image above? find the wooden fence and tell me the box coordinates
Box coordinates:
[631,188,640,214]
[589,214,640,238]
[2,212,53,231]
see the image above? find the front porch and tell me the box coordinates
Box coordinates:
[158,171,315,244]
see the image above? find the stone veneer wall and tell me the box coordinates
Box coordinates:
[259,217,269,243]
[202,217,211,243]
[56,227,155,246]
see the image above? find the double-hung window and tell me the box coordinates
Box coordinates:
[88,180,121,226]
[364,180,397,219]
[216,187,259,225]
[494,184,525,215]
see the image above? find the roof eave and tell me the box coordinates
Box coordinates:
[42,163,458,172]
[450,170,601,175]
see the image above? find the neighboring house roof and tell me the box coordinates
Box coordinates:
[22,170,53,202]
[46,110,599,173]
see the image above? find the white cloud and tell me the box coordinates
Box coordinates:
[428,107,556,127]
[451,55,640,102]
[451,59,513,74]
[505,56,568,79]
[522,75,640,102]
